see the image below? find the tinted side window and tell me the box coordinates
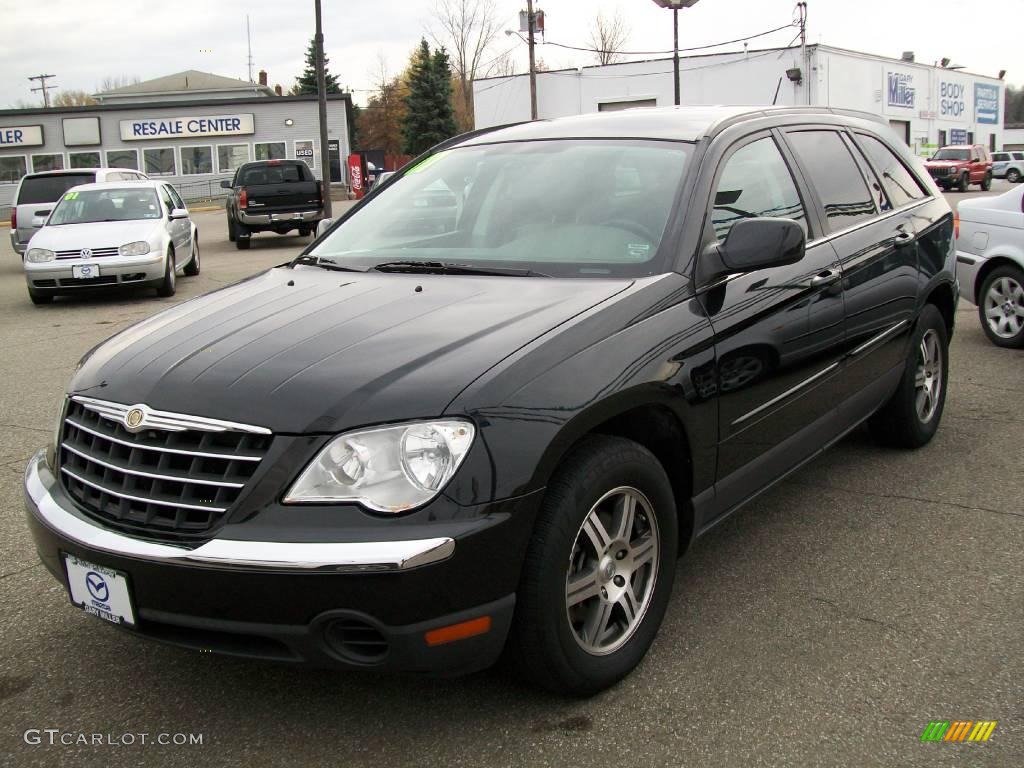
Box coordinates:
[158,186,173,214]
[167,185,186,210]
[856,134,927,209]
[711,137,807,241]
[786,130,876,232]
[17,173,96,204]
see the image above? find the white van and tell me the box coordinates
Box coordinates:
[9,168,148,256]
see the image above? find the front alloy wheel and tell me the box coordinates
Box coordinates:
[566,487,659,655]
[915,329,943,423]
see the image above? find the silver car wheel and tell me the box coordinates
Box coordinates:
[983,275,1024,339]
[565,486,659,656]
[914,329,942,423]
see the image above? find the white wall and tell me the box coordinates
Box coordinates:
[1003,127,1024,150]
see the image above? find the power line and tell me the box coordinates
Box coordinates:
[28,74,57,108]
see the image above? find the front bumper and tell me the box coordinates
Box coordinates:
[24,449,535,673]
[238,209,322,226]
[25,253,165,292]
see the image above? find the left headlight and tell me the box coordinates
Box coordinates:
[26,248,55,263]
[284,420,475,513]
[119,241,151,257]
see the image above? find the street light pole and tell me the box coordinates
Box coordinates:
[526,0,538,120]
[652,0,701,107]
[314,0,332,217]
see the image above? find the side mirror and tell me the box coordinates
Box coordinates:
[719,217,805,273]
[316,218,334,238]
[220,179,232,189]
[169,208,189,220]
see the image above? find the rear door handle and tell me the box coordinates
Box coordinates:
[810,269,840,287]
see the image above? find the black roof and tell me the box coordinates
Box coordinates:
[457,106,887,145]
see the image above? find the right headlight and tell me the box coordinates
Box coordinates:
[119,241,151,257]
[26,248,55,263]
[283,419,475,513]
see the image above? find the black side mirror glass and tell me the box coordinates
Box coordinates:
[220,179,232,189]
[720,217,806,273]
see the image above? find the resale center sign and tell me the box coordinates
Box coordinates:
[119,113,255,141]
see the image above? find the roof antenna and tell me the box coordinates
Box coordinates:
[246,16,254,82]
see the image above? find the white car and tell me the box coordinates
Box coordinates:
[23,181,199,305]
[956,185,1024,347]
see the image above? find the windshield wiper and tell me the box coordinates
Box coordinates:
[370,261,549,277]
[291,255,366,272]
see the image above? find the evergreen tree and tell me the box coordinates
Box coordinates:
[401,40,458,156]
[293,37,341,95]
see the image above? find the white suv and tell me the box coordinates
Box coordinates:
[9,168,148,256]
[990,151,1024,183]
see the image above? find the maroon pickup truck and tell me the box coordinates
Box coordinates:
[924,144,993,192]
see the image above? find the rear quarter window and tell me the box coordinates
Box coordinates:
[785,130,877,233]
[17,173,96,205]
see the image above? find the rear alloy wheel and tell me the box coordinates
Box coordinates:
[510,435,678,696]
[979,266,1024,348]
[958,173,970,192]
[980,171,992,191]
[1007,168,1022,184]
[869,304,948,448]
[184,235,200,276]
[156,248,176,297]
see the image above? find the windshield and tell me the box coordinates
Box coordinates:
[18,173,95,205]
[932,148,969,161]
[306,139,692,278]
[48,188,162,225]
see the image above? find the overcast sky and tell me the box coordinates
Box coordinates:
[3,0,1022,110]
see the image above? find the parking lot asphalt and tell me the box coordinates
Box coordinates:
[0,191,1020,767]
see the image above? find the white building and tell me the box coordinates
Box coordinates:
[473,44,1005,157]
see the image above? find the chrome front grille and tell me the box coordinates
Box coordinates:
[56,247,120,259]
[58,397,272,543]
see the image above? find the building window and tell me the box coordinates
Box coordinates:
[106,149,139,170]
[0,156,28,184]
[295,140,315,169]
[69,151,101,169]
[254,142,286,161]
[937,130,947,148]
[181,146,213,175]
[218,144,250,174]
[144,147,177,176]
[967,132,975,144]
[31,153,64,172]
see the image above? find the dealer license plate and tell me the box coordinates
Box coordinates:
[72,264,100,279]
[64,554,136,626]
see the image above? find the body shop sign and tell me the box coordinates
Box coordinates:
[975,83,999,124]
[939,81,966,118]
[119,114,254,141]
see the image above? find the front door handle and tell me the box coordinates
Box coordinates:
[894,231,915,248]
[810,269,840,287]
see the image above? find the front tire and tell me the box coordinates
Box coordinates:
[980,171,992,191]
[978,265,1024,348]
[868,304,948,448]
[510,436,678,696]
[958,173,970,192]
[156,248,176,297]
[28,287,53,305]
[183,235,200,276]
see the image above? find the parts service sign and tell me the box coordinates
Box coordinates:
[974,83,1000,124]
[119,114,255,141]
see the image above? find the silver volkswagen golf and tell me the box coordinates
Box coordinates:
[22,181,200,305]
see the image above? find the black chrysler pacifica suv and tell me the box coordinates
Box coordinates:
[25,107,957,695]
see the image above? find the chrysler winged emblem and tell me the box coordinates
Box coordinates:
[124,408,145,430]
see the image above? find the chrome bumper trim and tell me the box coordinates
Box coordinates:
[24,450,455,573]
[238,210,321,225]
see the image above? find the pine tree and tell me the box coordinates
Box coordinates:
[401,40,458,156]
[293,37,341,95]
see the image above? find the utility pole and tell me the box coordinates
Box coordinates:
[28,74,56,108]
[526,0,538,120]
[673,8,680,106]
[314,0,333,217]
[797,2,809,105]
[246,16,254,83]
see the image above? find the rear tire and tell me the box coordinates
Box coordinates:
[227,215,236,242]
[1007,168,1022,184]
[156,248,176,297]
[978,265,1024,348]
[509,435,678,696]
[958,173,969,192]
[980,171,992,191]
[183,235,200,276]
[868,304,948,448]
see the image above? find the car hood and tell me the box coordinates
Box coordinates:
[28,220,161,251]
[924,160,965,169]
[71,266,633,433]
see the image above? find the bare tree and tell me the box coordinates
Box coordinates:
[97,75,141,92]
[53,90,97,107]
[588,10,630,66]
[431,0,501,127]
